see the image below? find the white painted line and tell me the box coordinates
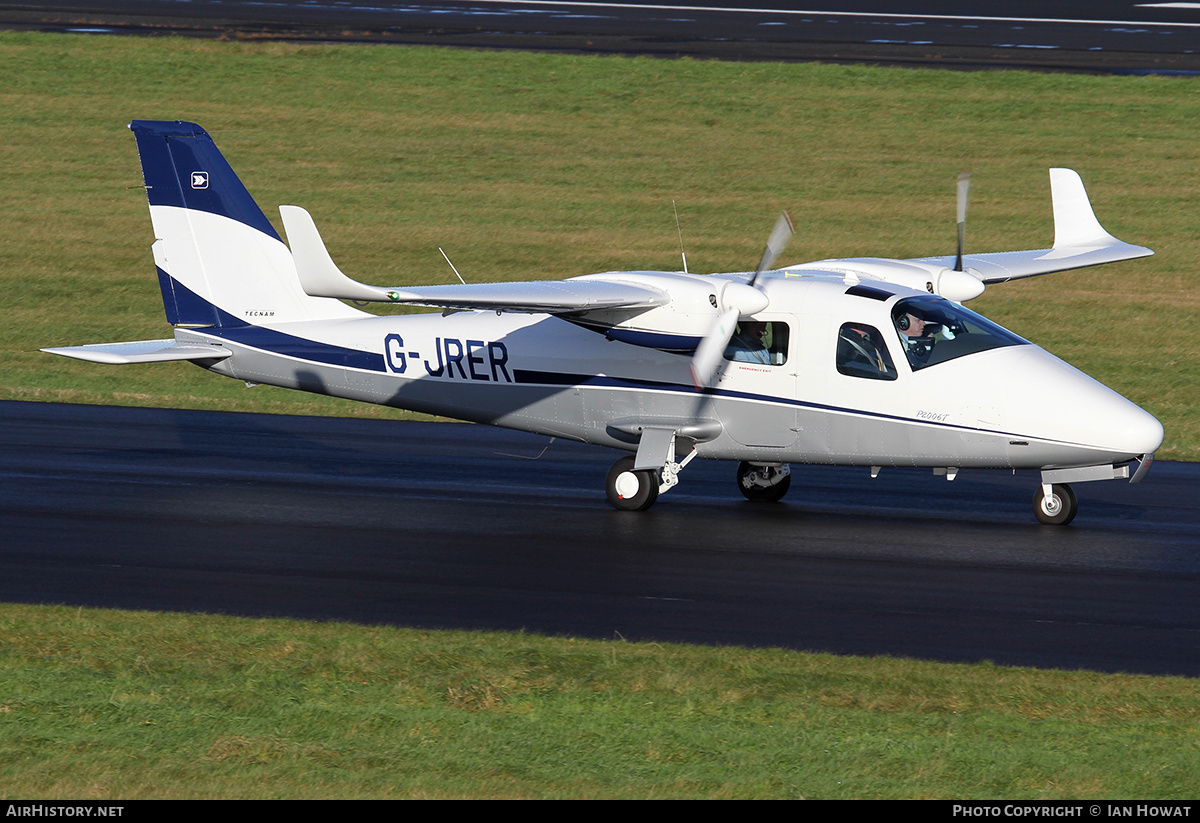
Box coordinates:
[451,1,1200,28]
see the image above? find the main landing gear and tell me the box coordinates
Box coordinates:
[1033,483,1078,526]
[736,461,791,502]
[606,459,1085,524]
[606,455,794,511]
[605,456,659,511]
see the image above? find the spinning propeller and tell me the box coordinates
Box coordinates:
[937,170,987,302]
[689,211,794,389]
[954,171,970,272]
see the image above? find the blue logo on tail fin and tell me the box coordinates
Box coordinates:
[128,120,279,240]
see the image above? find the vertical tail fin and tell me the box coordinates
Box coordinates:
[128,120,360,327]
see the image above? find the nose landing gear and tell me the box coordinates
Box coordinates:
[1033,483,1077,526]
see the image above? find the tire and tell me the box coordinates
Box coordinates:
[605,456,659,511]
[736,461,791,503]
[1033,483,1078,526]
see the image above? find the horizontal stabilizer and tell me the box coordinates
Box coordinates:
[41,339,232,365]
[281,205,668,314]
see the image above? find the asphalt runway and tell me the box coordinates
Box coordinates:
[2,400,1197,676]
[4,0,1200,72]
[4,3,1197,677]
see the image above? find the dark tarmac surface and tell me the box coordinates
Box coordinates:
[3,400,1197,676]
[4,3,1197,677]
[3,1,1199,73]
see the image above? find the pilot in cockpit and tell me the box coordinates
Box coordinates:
[896,309,936,361]
[897,311,927,339]
[728,321,773,364]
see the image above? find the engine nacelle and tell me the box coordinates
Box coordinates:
[788,257,986,303]
[569,271,763,351]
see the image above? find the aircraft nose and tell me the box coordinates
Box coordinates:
[1091,391,1164,456]
[1002,347,1163,459]
[1117,398,1164,455]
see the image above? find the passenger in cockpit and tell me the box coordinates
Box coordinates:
[837,323,897,380]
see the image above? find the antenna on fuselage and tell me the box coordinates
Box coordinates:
[439,247,467,284]
[673,200,688,273]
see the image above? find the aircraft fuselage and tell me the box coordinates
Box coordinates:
[187,273,1160,474]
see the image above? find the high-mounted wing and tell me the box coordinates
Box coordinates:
[792,168,1153,303]
[909,168,1152,283]
[280,205,668,314]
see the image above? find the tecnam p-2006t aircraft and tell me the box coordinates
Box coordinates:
[44,121,1163,525]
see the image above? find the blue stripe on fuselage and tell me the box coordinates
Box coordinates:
[162,275,1035,443]
[207,324,386,372]
[163,274,383,371]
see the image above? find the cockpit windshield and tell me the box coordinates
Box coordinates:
[891,295,1027,371]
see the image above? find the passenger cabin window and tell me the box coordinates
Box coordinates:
[723,321,789,365]
[891,295,1027,371]
[837,323,897,380]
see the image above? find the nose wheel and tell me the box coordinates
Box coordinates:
[605,456,659,511]
[1033,483,1077,526]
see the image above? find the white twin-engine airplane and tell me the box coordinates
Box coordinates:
[44,121,1163,525]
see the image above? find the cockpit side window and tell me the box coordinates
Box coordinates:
[891,295,1027,371]
[723,321,789,365]
[837,323,897,380]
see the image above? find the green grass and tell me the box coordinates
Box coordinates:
[2,603,1198,800]
[3,34,1199,799]
[1,32,1197,455]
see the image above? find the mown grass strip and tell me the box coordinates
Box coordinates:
[1,603,1198,799]
[1,32,1196,456]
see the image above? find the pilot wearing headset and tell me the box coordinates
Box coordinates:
[896,310,935,361]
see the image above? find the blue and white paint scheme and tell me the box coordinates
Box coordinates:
[44,121,1163,524]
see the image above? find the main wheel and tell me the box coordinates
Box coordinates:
[1033,483,1078,526]
[605,456,659,511]
[736,461,791,502]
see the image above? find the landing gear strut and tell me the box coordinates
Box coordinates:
[737,461,791,502]
[605,456,659,511]
[1033,483,1077,526]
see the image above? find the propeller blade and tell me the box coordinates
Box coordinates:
[750,211,795,285]
[955,171,971,272]
[690,306,740,390]
[694,212,791,388]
